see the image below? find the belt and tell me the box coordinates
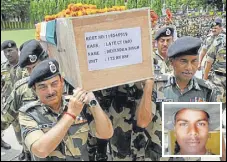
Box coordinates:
[214,71,226,76]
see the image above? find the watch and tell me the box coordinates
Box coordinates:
[89,99,98,107]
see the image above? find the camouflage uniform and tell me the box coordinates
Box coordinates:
[154,50,173,75]
[1,61,27,104]
[86,133,108,161]
[94,84,147,161]
[144,72,168,161]
[87,133,98,161]
[1,77,37,145]
[200,34,216,67]
[206,33,226,104]
[202,34,216,52]
[1,61,27,141]
[18,98,94,161]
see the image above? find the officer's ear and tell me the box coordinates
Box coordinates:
[174,126,177,137]
[59,75,64,88]
[32,85,36,91]
[15,47,19,52]
[169,57,175,66]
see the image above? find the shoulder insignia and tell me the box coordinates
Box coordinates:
[195,78,212,90]
[154,74,169,82]
[19,100,41,113]
[214,34,226,46]
[14,77,29,90]
[163,75,175,88]
[1,62,8,71]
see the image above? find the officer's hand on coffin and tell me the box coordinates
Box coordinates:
[84,92,97,105]
[67,87,88,117]
[141,78,154,89]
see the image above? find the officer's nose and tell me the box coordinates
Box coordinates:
[47,85,54,94]
[163,40,168,46]
[188,124,198,136]
[185,62,193,71]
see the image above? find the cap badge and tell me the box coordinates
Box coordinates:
[29,55,37,63]
[8,43,12,48]
[166,28,171,35]
[49,61,57,73]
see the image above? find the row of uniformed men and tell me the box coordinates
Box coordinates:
[1,24,225,161]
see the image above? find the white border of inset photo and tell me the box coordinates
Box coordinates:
[162,102,222,158]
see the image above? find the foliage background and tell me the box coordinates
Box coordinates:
[1,0,226,30]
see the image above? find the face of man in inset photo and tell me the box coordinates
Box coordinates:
[174,108,209,155]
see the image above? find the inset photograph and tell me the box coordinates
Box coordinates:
[162,102,222,158]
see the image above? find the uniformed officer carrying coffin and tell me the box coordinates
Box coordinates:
[18,58,113,161]
[163,36,222,102]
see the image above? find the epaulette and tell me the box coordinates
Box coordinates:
[219,33,226,38]
[195,78,212,90]
[14,76,30,90]
[214,34,226,46]
[154,74,169,82]
[19,100,41,113]
[1,61,8,69]
[163,75,174,88]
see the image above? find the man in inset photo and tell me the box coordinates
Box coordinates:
[164,103,221,156]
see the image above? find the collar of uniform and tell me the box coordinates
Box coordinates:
[155,50,164,61]
[11,63,19,69]
[5,61,19,69]
[167,76,201,90]
[191,77,202,90]
[165,75,174,87]
[205,151,212,155]
[175,150,210,155]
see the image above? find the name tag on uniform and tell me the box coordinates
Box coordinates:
[156,98,173,102]
[154,65,161,71]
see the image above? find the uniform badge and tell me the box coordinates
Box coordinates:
[166,28,171,36]
[29,55,37,63]
[156,98,173,102]
[154,64,161,71]
[49,61,57,73]
[8,43,12,48]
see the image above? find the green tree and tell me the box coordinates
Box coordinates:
[116,0,125,6]
[105,0,115,8]
[94,0,105,8]
[1,0,30,22]
[137,0,150,8]
[150,0,162,16]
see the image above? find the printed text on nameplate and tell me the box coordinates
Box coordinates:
[85,27,143,71]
